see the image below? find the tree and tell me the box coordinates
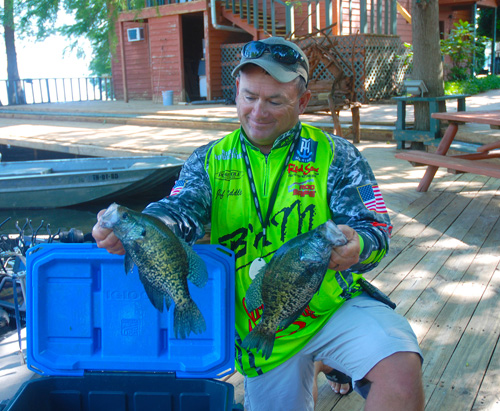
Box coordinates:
[2,0,26,105]
[411,0,445,136]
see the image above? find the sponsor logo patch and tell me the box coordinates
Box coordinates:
[287,163,319,176]
[215,170,244,181]
[293,185,316,197]
[293,138,318,163]
[288,179,316,197]
[214,148,243,161]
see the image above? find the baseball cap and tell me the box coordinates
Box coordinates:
[231,37,310,85]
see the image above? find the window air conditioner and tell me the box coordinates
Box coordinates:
[127,28,145,42]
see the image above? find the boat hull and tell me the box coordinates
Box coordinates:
[0,156,184,209]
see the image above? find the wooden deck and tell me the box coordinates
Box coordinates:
[223,142,500,410]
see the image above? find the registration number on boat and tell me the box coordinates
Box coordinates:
[93,173,119,181]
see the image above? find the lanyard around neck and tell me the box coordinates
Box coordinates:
[239,127,301,249]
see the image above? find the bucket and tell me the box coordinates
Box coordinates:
[162,90,174,106]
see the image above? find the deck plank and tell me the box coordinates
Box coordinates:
[418,199,500,400]
[423,222,500,409]
[470,284,500,410]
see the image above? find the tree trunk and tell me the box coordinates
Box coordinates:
[411,0,444,132]
[3,0,26,105]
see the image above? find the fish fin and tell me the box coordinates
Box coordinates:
[181,242,208,288]
[164,294,173,311]
[174,298,206,339]
[140,276,165,312]
[245,265,266,312]
[242,322,275,360]
[124,253,135,275]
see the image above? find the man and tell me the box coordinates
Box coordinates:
[93,37,424,410]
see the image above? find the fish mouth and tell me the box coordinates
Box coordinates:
[325,220,348,246]
[99,203,120,229]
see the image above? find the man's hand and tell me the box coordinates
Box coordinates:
[328,225,360,272]
[92,208,126,255]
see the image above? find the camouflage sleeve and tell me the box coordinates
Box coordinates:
[142,142,216,245]
[325,133,392,274]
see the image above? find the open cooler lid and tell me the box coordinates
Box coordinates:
[26,243,235,379]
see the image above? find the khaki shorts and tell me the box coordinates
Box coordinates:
[243,293,423,411]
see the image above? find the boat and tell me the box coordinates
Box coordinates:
[0,155,184,209]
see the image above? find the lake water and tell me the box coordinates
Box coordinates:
[0,190,169,239]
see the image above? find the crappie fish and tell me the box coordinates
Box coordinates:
[99,203,208,339]
[243,220,348,359]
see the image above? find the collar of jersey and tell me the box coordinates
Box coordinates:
[240,122,301,152]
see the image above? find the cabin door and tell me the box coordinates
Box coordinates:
[181,13,205,102]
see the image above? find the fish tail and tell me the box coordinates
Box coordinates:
[174,299,206,339]
[242,323,275,360]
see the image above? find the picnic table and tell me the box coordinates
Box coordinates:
[395,110,500,192]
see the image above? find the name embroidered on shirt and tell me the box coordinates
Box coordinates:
[215,188,243,200]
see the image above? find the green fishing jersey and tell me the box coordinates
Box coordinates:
[145,122,392,378]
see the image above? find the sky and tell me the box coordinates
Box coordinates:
[0,12,93,80]
[1,36,92,79]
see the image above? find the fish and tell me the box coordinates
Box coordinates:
[243,220,348,360]
[99,203,208,339]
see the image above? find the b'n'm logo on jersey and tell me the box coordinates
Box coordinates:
[293,138,318,163]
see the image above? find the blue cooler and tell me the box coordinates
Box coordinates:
[5,243,236,410]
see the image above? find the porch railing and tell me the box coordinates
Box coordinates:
[0,77,115,106]
[223,0,397,38]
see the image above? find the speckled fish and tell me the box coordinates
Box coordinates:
[99,203,207,339]
[243,220,348,360]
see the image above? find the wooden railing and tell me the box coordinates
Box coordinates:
[0,77,115,106]
[128,0,398,38]
[222,0,398,37]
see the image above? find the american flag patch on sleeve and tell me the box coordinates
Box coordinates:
[170,180,185,196]
[357,184,387,213]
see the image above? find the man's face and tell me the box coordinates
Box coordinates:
[235,65,311,152]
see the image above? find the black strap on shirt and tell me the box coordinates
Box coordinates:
[239,127,301,250]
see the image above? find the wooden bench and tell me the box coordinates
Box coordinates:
[393,94,470,149]
[395,150,500,177]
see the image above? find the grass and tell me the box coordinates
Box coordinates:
[445,74,500,95]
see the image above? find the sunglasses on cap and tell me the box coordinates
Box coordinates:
[242,41,306,67]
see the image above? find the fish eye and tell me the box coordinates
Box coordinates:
[141,229,146,237]
[121,212,129,220]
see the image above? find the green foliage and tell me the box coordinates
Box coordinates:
[397,42,413,70]
[477,8,500,39]
[440,20,489,81]
[444,75,500,95]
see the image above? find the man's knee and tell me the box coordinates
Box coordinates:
[365,351,423,398]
